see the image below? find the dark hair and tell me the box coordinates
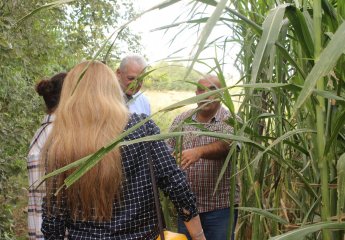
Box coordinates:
[35,72,67,113]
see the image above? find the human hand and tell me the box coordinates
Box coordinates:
[176,148,201,170]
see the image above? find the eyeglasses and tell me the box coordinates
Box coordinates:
[196,85,217,93]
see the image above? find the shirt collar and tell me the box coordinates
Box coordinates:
[43,114,55,124]
[125,94,133,101]
[191,106,222,123]
[124,91,142,103]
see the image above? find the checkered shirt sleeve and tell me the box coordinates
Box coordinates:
[27,114,53,240]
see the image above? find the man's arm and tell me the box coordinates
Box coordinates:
[176,140,230,169]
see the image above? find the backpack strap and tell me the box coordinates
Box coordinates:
[28,115,52,152]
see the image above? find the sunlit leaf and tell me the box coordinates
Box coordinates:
[186,0,228,77]
[337,153,345,221]
[238,207,289,224]
[269,222,345,240]
[293,20,345,113]
[14,0,76,26]
[250,4,289,84]
[286,6,314,59]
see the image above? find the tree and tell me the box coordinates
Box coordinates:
[0,1,142,238]
[146,61,202,91]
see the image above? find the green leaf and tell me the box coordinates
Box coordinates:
[285,6,314,59]
[275,42,307,79]
[269,222,345,240]
[152,0,182,10]
[57,116,152,190]
[313,90,345,102]
[251,129,315,169]
[14,0,76,26]
[118,131,259,148]
[238,207,289,224]
[293,20,345,113]
[235,83,289,89]
[337,153,345,221]
[151,17,211,32]
[0,37,11,49]
[321,0,337,29]
[158,87,226,112]
[250,4,289,84]
[61,130,260,190]
[325,110,345,154]
[214,59,235,114]
[338,0,345,20]
[197,0,262,34]
[213,143,237,194]
[186,0,228,77]
[35,156,88,189]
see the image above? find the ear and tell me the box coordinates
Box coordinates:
[116,68,121,76]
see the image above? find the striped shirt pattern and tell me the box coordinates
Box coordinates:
[27,114,54,240]
[167,107,240,213]
[41,113,198,239]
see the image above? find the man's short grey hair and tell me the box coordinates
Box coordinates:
[119,55,147,70]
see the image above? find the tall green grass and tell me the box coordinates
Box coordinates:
[21,1,345,239]
[177,0,345,239]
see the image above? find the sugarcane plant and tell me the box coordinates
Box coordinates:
[18,0,345,239]
[176,0,345,239]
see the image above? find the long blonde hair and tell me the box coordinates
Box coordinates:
[42,61,129,221]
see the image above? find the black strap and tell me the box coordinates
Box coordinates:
[147,142,165,240]
[28,115,52,152]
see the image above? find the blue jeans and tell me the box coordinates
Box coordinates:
[178,207,238,240]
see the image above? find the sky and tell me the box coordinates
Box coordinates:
[130,1,194,63]
[129,0,241,82]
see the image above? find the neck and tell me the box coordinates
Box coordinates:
[196,105,220,123]
[125,94,133,101]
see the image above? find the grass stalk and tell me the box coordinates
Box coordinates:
[313,0,331,239]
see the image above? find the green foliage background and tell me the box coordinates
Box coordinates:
[0,1,142,238]
[145,62,202,91]
[3,0,345,239]
[0,2,199,238]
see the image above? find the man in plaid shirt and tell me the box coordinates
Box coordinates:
[167,75,240,240]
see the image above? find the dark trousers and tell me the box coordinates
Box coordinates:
[178,207,238,240]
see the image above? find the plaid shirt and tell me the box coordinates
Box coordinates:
[167,107,240,213]
[41,113,198,239]
[27,114,54,240]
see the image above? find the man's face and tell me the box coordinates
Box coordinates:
[196,79,220,111]
[116,62,145,96]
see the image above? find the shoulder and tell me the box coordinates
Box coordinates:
[219,106,230,116]
[126,113,143,128]
[129,92,151,115]
[125,113,159,136]
[215,107,235,133]
[217,106,242,123]
[28,115,54,156]
[173,109,195,123]
[133,92,149,103]
[213,106,230,121]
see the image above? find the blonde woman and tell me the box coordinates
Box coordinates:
[41,61,205,240]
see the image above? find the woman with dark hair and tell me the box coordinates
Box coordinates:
[27,72,67,240]
[36,72,66,113]
[41,61,205,240]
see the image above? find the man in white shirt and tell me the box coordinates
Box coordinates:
[116,55,151,115]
